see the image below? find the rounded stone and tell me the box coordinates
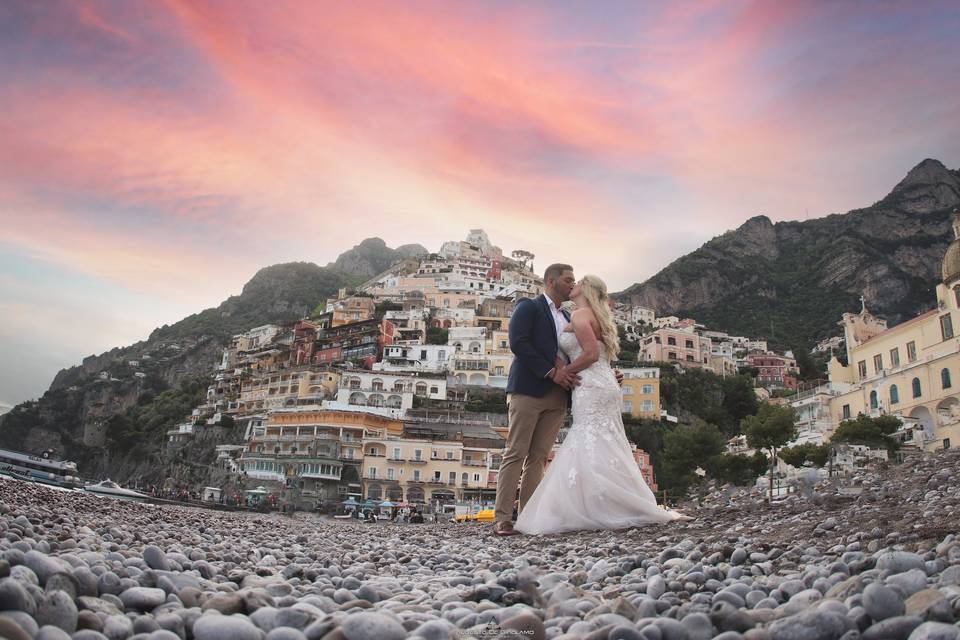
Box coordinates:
[731,549,748,566]
[192,614,263,640]
[0,576,37,614]
[679,612,713,640]
[340,612,407,640]
[0,616,32,640]
[120,587,167,611]
[35,589,79,632]
[266,629,307,640]
[36,626,73,640]
[142,546,171,572]
[863,582,905,622]
[876,553,926,575]
[862,616,924,640]
[646,575,667,600]
[907,622,960,640]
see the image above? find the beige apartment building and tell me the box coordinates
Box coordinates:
[639,327,713,370]
[828,212,960,451]
[239,409,404,507]
[361,422,504,506]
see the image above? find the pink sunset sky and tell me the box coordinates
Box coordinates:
[1,0,959,405]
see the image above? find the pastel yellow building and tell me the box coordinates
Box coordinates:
[828,212,960,451]
[619,367,661,419]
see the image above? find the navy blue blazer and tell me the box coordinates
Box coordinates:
[506,295,570,397]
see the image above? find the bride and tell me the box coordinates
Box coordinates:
[514,275,688,535]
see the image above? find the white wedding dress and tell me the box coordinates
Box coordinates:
[515,331,684,535]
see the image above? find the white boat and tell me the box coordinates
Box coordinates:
[84,480,149,500]
[0,448,81,489]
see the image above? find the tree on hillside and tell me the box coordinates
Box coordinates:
[830,414,901,453]
[511,250,535,271]
[712,451,769,486]
[721,375,759,433]
[741,403,798,502]
[778,442,830,468]
[793,345,824,380]
[662,421,726,495]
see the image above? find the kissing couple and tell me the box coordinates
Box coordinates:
[494,264,689,536]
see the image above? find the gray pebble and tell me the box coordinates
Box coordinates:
[862,582,905,622]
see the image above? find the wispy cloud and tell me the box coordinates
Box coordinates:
[0,0,958,402]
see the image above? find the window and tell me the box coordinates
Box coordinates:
[941,315,955,340]
[446,451,454,460]
[942,368,952,389]
[686,355,695,362]
[685,340,694,349]
[622,386,632,396]
[368,468,377,479]
[414,449,422,461]
[890,348,900,368]
[433,471,442,482]
[413,470,420,481]
[641,384,654,394]
[623,401,633,413]
[857,361,867,378]
[667,337,677,346]
[420,350,427,360]
[392,447,400,459]
[668,352,677,360]
[842,404,851,420]
[641,400,655,412]
[890,385,899,405]
[869,390,878,410]
[430,386,439,394]
[473,474,481,482]
[873,354,883,373]
[387,468,395,480]
[907,341,917,362]
[449,471,456,484]
[912,377,922,398]
[945,438,952,449]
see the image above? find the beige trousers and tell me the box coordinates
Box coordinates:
[494,386,568,523]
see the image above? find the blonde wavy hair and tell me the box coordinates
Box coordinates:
[577,274,620,358]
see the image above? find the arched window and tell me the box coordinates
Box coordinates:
[912,377,922,398]
[371,378,384,391]
[889,385,899,405]
[942,368,952,389]
[869,391,878,410]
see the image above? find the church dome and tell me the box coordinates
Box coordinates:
[942,209,960,285]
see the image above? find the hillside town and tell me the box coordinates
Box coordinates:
[142,222,960,513]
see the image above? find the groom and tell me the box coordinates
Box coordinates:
[493,264,581,536]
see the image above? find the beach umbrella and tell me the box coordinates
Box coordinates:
[342,497,358,505]
[379,500,395,507]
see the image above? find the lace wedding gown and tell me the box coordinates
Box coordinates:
[515,331,684,535]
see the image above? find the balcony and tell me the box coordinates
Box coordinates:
[408,458,427,464]
[339,455,359,462]
[365,453,385,458]
[463,460,487,467]
[386,457,405,462]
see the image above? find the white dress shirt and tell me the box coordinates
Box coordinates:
[544,294,570,342]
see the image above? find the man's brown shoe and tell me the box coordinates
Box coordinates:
[494,521,520,536]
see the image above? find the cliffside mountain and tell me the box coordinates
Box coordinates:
[328,237,429,277]
[0,252,403,482]
[615,159,960,350]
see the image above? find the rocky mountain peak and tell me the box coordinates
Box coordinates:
[884,158,960,213]
[715,214,778,260]
[329,238,429,277]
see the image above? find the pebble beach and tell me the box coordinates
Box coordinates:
[1,450,959,640]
